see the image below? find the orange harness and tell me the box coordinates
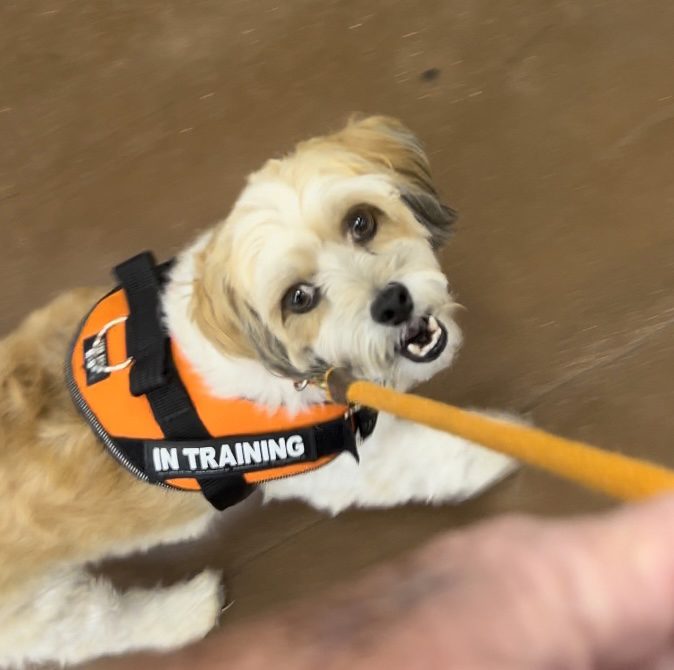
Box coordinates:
[67,253,376,509]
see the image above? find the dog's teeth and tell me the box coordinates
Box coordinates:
[422,338,435,354]
[404,319,444,359]
[421,329,441,355]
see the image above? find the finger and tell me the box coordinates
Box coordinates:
[387,495,674,669]
[546,495,674,667]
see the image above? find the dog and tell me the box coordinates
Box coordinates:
[0,116,516,667]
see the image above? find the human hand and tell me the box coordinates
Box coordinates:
[93,496,674,670]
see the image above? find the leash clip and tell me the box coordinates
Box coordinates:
[86,316,134,375]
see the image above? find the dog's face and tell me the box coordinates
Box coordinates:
[194,116,462,389]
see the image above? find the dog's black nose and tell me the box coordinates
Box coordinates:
[370,283,414,326]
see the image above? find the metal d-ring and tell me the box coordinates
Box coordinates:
[293,378,309,392]
[88,316,134,374]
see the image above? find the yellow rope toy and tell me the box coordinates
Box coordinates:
[325,369,674,501]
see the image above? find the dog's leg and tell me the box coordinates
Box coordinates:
[0,567,223,667]
[262,411,519,514]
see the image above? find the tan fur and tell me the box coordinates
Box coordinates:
[312,115,437,194]
[0,289,210,596]
[192,243,256,359]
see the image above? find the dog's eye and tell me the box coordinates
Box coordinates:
[346,208,377,243]
[282,283,320,315]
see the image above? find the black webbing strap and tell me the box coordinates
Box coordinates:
[114,252,168,397]
[113,252,255,510]
[146,354,211,440]
[198,477,253,510]
[114,253,208,438]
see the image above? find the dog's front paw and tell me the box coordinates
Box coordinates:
[454,409,526,501]
[132,569,225,651]
[171,570,225,643]
[457,447,519,501]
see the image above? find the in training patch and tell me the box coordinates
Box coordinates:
[144,428,318,480]
[83,335,110,385]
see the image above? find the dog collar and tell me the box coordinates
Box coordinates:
[66,252,377,510]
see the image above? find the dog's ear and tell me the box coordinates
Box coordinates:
[399,190,457,250]
[191,242,256,360]
[334,115,457,248]
[192,238,304,378]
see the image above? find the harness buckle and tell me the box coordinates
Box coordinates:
[85,316,134,375]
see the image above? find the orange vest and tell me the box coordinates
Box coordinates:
[67,253,374,509]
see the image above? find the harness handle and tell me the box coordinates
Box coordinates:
[114,252,168,396]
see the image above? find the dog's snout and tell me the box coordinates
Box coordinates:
[370,283,414,326]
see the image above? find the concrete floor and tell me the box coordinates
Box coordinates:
[1,0,674,666]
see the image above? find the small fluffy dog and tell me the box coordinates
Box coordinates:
[0,116,515,667]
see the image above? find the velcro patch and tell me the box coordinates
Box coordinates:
[144,428,318,480]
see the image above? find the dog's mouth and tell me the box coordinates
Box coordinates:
[399,315,448,363]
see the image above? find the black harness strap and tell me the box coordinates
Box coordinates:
[198,477,253,510]
[114,252,168,397]
[145,353,210,440]
[114,252,255,510]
